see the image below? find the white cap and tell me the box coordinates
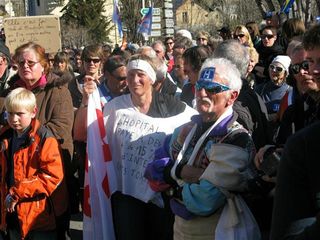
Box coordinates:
[176,29,192,41]
[272,55,291,72]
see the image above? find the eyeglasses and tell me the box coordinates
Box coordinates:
[84,58,101,64]
[234,34,245,39]
[166,41,174,45]
[261,34,274,40]
[18,60,40,68]
[290,61,309,74]
[111,72,126,81]
[269,64,284,73]
[195,81,230,94]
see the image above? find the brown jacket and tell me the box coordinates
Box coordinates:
[0,71,74,171]
[0,119,68,238]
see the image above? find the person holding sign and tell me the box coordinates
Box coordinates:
[102,54,196,240]
[145,58,259,240]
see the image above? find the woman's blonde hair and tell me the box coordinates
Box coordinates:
[234,25,254,48]
[5,87,36,113]
[248,47,259,64]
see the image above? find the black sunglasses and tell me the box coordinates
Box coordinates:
[234,34,245,39]
[84,58,101,64]
[111,72,126,81]
[290,61,309,74]
[261,34,274,40]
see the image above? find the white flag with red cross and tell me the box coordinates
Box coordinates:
[83,88,117,240]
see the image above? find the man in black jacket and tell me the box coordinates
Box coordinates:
[270,23,320,240]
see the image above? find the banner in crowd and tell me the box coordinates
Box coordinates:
[280,0,295,14]
[83,89,117,240]
[103,94,197,207]
[137,7,153,37]
[112,0,123,38]
[3,15,61,53]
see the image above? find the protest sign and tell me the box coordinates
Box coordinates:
[3,15,61,53]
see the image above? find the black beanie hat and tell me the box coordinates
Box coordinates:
[0,42,10,63]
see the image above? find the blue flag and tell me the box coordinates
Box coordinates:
[112,0,123,38]
[280,0,295,14]
[137,7,153,37]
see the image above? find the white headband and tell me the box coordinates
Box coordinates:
[127,59,156,83]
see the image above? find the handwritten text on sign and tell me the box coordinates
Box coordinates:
[3,15,61,53]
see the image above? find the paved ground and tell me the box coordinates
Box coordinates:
[70,213,83,240]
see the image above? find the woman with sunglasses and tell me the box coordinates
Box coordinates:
[255,26,284,84]
[196,31,210,46]
[256,55,291,122]
[0,41,74,239]
[233,25,254,48]
[164,37,174,59]
[69,44,104,109]
[164,37,175,73]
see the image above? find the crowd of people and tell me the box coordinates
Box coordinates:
[0,10,318,240]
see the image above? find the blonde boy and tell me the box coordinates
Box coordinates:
[1,88,67,239]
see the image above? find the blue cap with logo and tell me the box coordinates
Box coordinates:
[196,67,230,94]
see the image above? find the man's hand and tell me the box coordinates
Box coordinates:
[254,145,275,170]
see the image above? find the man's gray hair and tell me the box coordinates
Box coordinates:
[201,57,242,93]
[151,40,166,52]
[213,40,249,79]
[136,46,157,58]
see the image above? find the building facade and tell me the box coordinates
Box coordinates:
[175,0,223,32]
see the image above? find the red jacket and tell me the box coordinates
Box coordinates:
[0,119,67,238]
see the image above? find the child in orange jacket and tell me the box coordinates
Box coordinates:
[1,87,67,239]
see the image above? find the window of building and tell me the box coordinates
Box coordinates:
[182,12,188,23]
[37,0,40,6]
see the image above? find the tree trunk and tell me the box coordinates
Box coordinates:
[316,0,320,16]
[305,0,312,25]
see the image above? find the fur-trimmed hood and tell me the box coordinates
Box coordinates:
[7,70,74,92]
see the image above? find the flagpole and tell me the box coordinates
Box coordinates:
[113,0,118,45]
